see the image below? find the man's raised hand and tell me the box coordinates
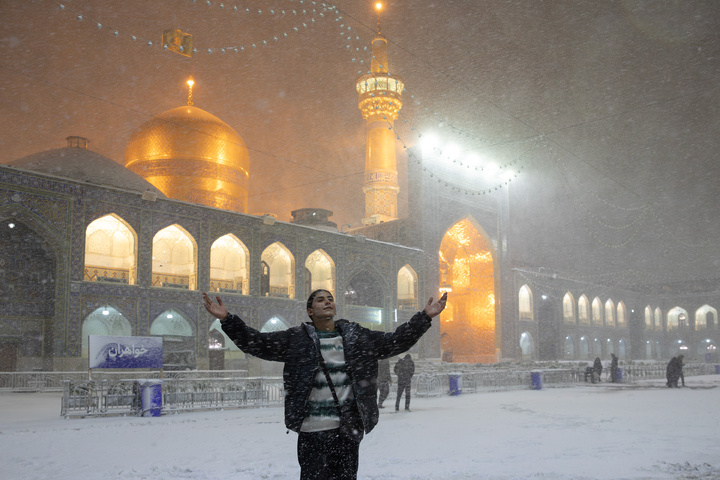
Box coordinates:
[202,292,229,321]
[423,292,448,318]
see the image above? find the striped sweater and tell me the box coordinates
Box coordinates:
[300,330,354,432]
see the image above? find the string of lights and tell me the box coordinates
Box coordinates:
[52,0,338,55]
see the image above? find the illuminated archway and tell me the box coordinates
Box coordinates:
[397,265,418,311]
[438,218,496,363]
[305,249,335,296]
[210,234,249,295]
[152,224,198,290]
[84,214,137,285]
[261,242,295,299]
[81,306,132,358]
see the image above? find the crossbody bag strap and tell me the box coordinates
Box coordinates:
[317,351,342,408]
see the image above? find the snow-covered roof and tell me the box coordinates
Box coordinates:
[7,146,166,197]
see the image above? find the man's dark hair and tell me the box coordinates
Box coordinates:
[306,289,330,310]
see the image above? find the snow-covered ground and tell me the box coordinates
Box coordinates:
[1,375,719,480]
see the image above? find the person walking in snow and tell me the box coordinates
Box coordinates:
[610,353,619,383]
[666,354,685,388]
[593,357,603,383]
[377,358,392,409]
[394,353,416,411]
[203,289,447,480]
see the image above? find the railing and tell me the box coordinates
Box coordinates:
[0,370,248,392]
[61,376,283,418]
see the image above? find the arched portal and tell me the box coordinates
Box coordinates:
[81,306,132,358]
[438,218,496,363]
[151,309,195,370]
[0,219,57,371]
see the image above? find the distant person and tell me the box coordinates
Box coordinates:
[377,358,392,409]
[593,357,603,383]
[203,289,447,480]
[666,354,685,388]
[394,354,416,411]
[610,353,619,383]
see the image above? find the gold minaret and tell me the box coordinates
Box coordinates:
[356,2,404,224]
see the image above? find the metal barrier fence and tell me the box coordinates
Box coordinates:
[60,376,283,418]
[0,370,248,393]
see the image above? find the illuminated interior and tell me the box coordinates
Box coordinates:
[151,224,198,290]
[261,242,295,299]
[563,292,575,324]
[438,218,496,363]
[397,265,418,310]
[519,285,533,320]
[84,214,137,285]
[305,249,335,296]
[605,299,616,327]
[210,234,249,295]
[592,297,603,326]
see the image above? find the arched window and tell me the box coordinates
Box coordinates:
[152,225,197,290]
[397,265,418,310]
[150,309,194,337]
[605,299,616,328]
[84,214,137,285]
[617,339,626,357]
[592,337,602,356]
[81,306,132,357]
[563,292,575,324]
[616,302,627,328]
[578,295,590,326]
[261,316,290,333]
[261,242,295,299]
[695,305,718,330]
[606,338,615,355]
[210,234,249,295]
[519,285,533,321]
[579,336,590,358]
[306,249,335,297]
[151,309,195,370]
[645,306,653,330]
[592,297,603,326]
[667,307,689,332]
[654,308,663,331]
[519,331,533,359]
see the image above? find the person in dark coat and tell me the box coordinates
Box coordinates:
[666,354,685,388]
[610,353,619,383]
[394,353,416,411]
[377,358,392,408]
[203,289,447,480]
[593,357,603,383]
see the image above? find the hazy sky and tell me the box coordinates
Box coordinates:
[2,0,719,287]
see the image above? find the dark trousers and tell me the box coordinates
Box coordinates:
[395,382,411,410]
[298,429,360,480]
[378,381,390,406]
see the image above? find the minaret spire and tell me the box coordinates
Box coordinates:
[356,2,404,225]
[187,76,195,106]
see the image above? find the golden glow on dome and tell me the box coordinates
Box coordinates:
[124,105,249,213]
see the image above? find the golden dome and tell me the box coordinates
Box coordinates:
[124,106,249,213]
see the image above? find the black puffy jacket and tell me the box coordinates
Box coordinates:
[221,310,433,434]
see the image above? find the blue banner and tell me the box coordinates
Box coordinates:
[88,335,164,369]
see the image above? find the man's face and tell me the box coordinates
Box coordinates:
[307,291,336,321]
